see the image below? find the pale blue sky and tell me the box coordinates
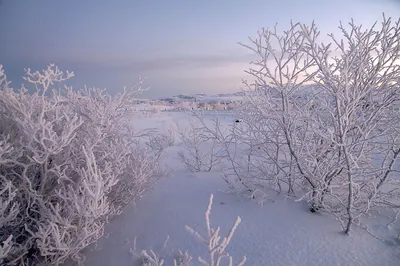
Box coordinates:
[0,0,399,98]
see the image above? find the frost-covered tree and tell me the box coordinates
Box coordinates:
[241,15,400,234]
[298,16,400,234]
[190,15,400,235]
[0,64,165,265]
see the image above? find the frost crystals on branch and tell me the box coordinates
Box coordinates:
[185,194,246,266]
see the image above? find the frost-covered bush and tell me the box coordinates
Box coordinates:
[164,119,178,147]
[239,15,400,235]
[0,64,165,265]
[191,15,400,235]
[177,118,221,172]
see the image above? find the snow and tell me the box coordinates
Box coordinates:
[63,111,400,266]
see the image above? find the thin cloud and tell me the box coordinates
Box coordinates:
[46,53,255,73]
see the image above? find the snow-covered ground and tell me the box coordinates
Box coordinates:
[64,111,400,266]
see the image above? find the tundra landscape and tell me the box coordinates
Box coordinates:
[1,1,400,265]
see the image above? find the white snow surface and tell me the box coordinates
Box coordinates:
[64,112,400,266]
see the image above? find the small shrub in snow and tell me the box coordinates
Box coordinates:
[177,118,221,172]
[164,119,178,146]
[134,194,244,266]
[173,249,193,266]
[0,64,165,265]
[140,250,164,266]
[148,133,175,151]
[185,194,246,266]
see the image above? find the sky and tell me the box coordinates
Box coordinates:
[0,0,399,98]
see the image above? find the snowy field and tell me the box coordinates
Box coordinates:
[63,111,400,266]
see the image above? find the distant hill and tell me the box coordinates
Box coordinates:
[155,92,245,104]
[153,84,329,105]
